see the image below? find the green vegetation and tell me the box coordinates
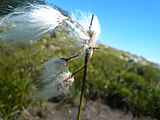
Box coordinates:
[0,33,160,119]
[69,44,160,118]
[0,32,82,119]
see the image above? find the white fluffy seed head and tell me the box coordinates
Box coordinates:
[0,4,67,42]
[71,10,101,46]
[33,71,74,100]
[0,4,101,51]
[64,19,90,41]
[40,57,67,83]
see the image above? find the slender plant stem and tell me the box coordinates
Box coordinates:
[77,14,94,120]
[77,51,89,120]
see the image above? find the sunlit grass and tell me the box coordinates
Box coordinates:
[0,35,160,119]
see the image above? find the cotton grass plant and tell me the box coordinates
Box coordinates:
[0,3,101,119]
[0,4,67,42]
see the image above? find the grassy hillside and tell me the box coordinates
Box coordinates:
[70,44,160,118]
[0,33,160,119]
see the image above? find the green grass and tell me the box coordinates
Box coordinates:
[69,44,160,118]
[0,33,160,119]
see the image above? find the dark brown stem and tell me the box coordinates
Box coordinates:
[77,14,95,120]
[77,50,89,120]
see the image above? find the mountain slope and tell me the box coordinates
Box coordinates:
[0,36,160,119]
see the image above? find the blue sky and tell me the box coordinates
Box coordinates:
[46,0,160,64]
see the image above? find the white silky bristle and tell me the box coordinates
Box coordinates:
[71,10,101,44]
[64,20,90,41]
[33,71,74,100]
[40,57,67,83]
[0,4,67,42]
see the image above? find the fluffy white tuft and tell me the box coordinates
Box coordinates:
[40,57,67,83]
[0,4,67,42]
[0,4,101,48]
[32,57,74,100]
[71,10,101,45]
[33,71,74,100]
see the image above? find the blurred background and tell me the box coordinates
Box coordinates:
[0,0,160,120]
